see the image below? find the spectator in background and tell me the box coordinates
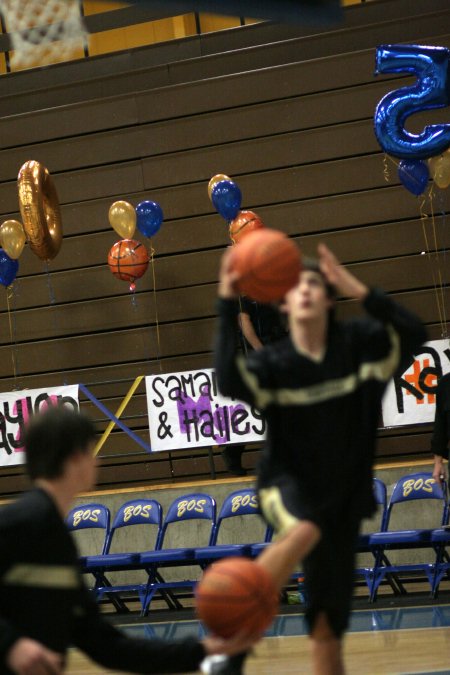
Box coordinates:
[221,297,288,476]
[431,372,450,487]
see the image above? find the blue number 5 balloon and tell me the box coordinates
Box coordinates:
[374,44,450,160]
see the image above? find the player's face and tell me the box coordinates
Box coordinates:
[284,270,332,323]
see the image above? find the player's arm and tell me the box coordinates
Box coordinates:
[318,244,427,375]
[72,586,255,673]
[239,311,264,350]
[0,533,63,675]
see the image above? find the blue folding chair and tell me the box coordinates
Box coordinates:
[355,478,407,597]
[366,472,448,601]
[66,503,110,557]
[66,503,125,610]
[194,488,272,565]
[89,499,163,611]
[139,492,216,615]
[430,520,450,596]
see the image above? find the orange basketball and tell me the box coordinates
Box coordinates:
[229,210,265,244]
[108,239,149,282]
[195,558,278,638]
[229,228,302,303]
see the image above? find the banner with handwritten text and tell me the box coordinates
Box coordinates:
[0,385,79,467]
[382,339,450,427]
[146,369,266,451]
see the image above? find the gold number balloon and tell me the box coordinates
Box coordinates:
[108,200,136,239]
[208,173,231,201]
[17,160,63,261]
[0,219,26,259]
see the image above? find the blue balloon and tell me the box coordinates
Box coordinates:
[211,180,242,221]
[398,160,430,195]
[136,201,164,238]
[374,44,450,160]
[0,248,18,287]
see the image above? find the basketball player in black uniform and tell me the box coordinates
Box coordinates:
[0,407,255,675]
[211,244,426,675]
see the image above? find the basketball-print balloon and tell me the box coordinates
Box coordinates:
[229,210,265,244]
[107,239,149,291]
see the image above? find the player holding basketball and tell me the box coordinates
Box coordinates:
[0,407,256,675]
[211,244,426,675]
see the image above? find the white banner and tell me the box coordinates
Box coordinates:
[382,339,450,427]
[146,369,266,451]
[0,385,79,467]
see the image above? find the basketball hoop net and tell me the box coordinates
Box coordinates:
[0,0,87,70]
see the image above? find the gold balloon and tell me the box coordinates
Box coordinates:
[0,220,26,259]
[208,173,231,201]
[429,150,450,189]
[108,201,136,239]
[17,160,62,261]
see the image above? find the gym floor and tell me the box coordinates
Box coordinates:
[67,593,450,674]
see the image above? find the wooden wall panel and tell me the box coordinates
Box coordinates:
[0,0,449,494]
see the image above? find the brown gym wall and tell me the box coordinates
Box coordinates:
[0,0,448,496]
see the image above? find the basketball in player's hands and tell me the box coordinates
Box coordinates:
[229,228,302,303]
[195,558,278,638]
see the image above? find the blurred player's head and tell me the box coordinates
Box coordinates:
[24,406,97,490]
[284,258,336,325]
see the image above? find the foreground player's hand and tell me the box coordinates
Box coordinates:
[202,629,259,657]
[218,248,240,299]
[318,243,368,301]
[7,638,63,675]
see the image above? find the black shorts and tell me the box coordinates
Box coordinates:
[258,472,360,638]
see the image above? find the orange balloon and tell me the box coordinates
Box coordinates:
[229,210,265,244]
[208,173,231,201]
[108,239,149,283]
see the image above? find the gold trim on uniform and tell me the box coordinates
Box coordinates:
[237,325,400,410]
[4,564,79,589]
[259,487,300,538]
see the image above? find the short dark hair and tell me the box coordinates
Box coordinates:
[302,258,337,300]
[24,406,96,481]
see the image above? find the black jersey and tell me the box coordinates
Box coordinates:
[0,488,205,673]
[215,289,426,521]
[430,372,450,460]
[239,297,287,347]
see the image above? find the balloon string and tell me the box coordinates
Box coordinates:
[383,154,391,183]
[419,194,445,337]
[45,262,56,306]
[428,186,448,338]
[6,284,17,385]
[437,189,449,343]
[386,153,427,191]
[149,241,163,373]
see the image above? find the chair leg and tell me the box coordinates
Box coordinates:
[94,572,130,613]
